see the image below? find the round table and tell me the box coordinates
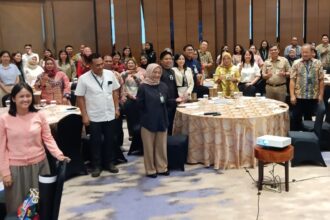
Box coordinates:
[0,105,80,125]
[173,97,290,169]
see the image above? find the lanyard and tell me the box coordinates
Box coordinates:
[91,72,103,90]
[304,61,311,98]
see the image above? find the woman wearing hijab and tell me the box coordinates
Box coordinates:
[34,57,71,104]
[137,63,169,178]
[23,55,44,87]
[213,52,240,97]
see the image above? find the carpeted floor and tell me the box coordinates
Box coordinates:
[60,126,330,220]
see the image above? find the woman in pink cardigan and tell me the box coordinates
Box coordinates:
[35,57,71,105]
[0,82,70,214]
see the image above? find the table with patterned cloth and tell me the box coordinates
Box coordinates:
[173,97,290,170]
[0,105,80,125]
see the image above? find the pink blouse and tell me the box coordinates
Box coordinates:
[0,111,63,177]
[35,71,71,104]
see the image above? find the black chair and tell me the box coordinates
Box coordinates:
[52,161,66,220]
[288,111,327,167]
[128,125,144,155]
[302,120,330,150]
[167,135,188,171]
[0,190,6,220]
[56,114,86,179]
[39,161,67,220]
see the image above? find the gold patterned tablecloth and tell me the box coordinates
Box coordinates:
[173,97,290,169]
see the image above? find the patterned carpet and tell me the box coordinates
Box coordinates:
[59,127,330,220]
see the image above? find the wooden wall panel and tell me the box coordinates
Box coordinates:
[306,0,319,43]
[279,0,292,50]
[202,0,216,63]
[53,0,96,54]
[156,0,171,56]
[144,0,171,59]
[173,0,187,53]
[318,0,330,38]
[185,0,199,48]
[113,0,128,53]
[143,0,158,54]
[5,0,330,62]
[236,0,250,49]
[126,0,142,60]
[265,0,277,45]
[225,0,235,53]
[95,0,112,55]
[43,1,55,52]
[253,0,266,47]
[291,0,304,42]
[0,1,44,54]
[215,0,225,56]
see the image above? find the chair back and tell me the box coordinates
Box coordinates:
[56,114,85,178]
[56,114,83,149]
[52,161,67,220]
[313,102,326,138]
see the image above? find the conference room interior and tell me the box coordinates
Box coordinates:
[1,0,330,220]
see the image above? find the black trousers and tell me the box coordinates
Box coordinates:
[123,98,139,137]
[238,83,257,97]
[167,106,176,136]
[89,120,116,169]
[291,99,325,131]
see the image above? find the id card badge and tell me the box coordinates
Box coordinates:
[160,94,165,103]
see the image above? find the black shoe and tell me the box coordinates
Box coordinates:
[113,158,128,165]
[91,168,101,177]
[109,163,119,173]
[158,171,170,176]
[146,173,157,178]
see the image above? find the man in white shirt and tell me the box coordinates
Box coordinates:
[75,53,121,177]
[22,44,39,67]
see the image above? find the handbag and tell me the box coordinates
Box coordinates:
[17,188,40,220]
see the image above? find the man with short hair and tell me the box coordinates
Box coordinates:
[73,44,86,63]
[290,44,325,131]
[75,53,121,177]
[103,55,114,70]
[184,44,209,98]
[198,40,214,78]
[262,44,291,102]
[22,44,39,66]
[284,37,302,58]
[316,34,330,73]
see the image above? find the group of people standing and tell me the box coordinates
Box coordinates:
[0,35,329,216]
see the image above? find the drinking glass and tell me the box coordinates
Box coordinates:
[40,99,47,108]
